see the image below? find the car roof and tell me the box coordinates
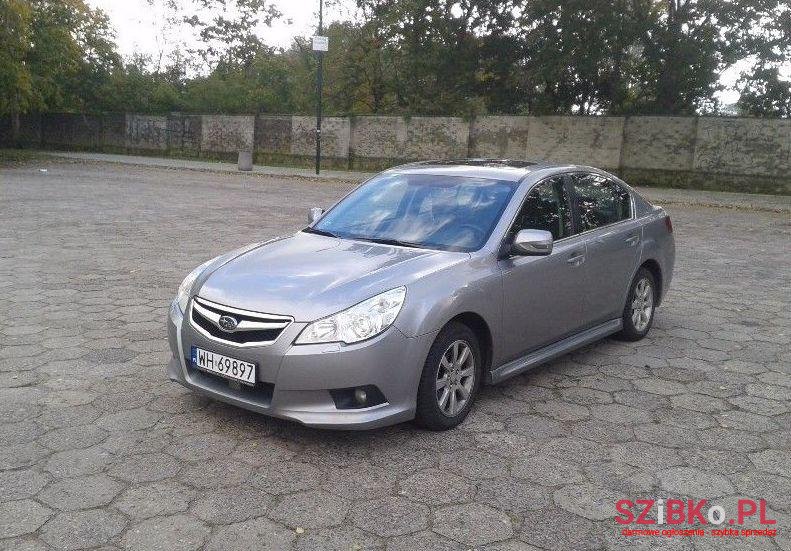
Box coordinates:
[385,159,581,183]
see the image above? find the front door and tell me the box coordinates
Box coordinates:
[569,173,642,326]
[499,176,588,362]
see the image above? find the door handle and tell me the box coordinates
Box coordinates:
[567,252,585,266]
[625,235,640,247]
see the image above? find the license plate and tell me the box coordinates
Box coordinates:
[191,346,256,386]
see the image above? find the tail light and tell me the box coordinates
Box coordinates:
[664,215,673,234]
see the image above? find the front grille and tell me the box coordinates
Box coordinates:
[189,296,292,347]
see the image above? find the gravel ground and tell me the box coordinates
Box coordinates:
[1,160,789,551]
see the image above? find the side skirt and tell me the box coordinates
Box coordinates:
[488,318,622,385]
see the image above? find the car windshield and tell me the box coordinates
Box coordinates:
[310,173,518,252]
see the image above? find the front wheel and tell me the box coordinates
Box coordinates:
[617,267,656,341]
[414,322,482,431]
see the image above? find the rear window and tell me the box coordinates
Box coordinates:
[572,174,631,232]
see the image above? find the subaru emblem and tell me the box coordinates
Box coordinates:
[218,315,238,332]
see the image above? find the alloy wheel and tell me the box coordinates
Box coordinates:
[631,278,654,332]
[435,340,475,417]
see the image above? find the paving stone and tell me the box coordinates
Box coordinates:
[40,509,126,550]
[37,474,123,511]
[44,446,112,478]
[438,449,509,480]
[717,410,779,432]
[108,452,181,483]
[476,476,550,513]
[552,483,625,521]
[192,486,273,524]
[121,514,209,551]
[610,441,684,470]
[590,404,652,424]
[0,536,49,551]
[322,463,396,500]
[2,162,789,551]
[295,525,384,551]
[749,449,791,478]
[684,449,752,475]
[386,530,463,551]
[350,496,429,537]
[583,461,655,494]
[511,454,584,486]
[398,469,475,506]
[115,481,196,519]
[657,466,735,497]
[205,517,295,551]
[728,395,788,416]
[0,500,52,538]
[270,490,350,530]
[41,425,109,452]
[180,459,253,489]
[0,470,50,501]
[669,393,729,413]
[166,432,237,461]
[432,503,513,546]
[518,506,604,551]
[0,442,50,471]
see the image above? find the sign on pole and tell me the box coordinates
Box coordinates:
[312,36,329,52]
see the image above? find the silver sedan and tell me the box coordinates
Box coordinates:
[166,160,675,430]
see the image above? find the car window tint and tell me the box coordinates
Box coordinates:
[313,174,518,252]
[572,174,631,232]
[511,177,572,240]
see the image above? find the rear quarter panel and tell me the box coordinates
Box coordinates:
[638,207,675,304]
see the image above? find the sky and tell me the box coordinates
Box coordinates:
[87,0,357,56]
[88,0,754,104]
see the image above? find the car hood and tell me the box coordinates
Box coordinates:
[197,232,468,321]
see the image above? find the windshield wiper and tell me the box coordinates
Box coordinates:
[354,237,427,249]
[303,227,339,238]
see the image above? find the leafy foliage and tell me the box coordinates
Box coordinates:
[1,0,789,118]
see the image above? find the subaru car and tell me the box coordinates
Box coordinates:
[167,160,674,430]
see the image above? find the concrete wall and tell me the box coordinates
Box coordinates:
[469,116,531,158]
[349,116,469,169]
[6,112,791,193]
[126,115,168,151]
[622,116,697,171]
[526,116,625,170]
[201,115,254,155]
[291,116,350,159]
[694,117,791,177]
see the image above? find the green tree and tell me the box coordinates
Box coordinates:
[0,0,34,140]
[182,0,282,68]
[737,66,791,117]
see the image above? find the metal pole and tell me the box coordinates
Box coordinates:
[315,0,323,175]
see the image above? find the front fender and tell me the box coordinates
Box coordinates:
[394,255,501,342]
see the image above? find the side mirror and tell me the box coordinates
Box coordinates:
[308,207,324,223]
[511,229,553,256]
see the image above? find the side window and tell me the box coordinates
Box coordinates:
[572,174,631,232]
[511,177,572,240]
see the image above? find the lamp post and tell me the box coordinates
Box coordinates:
[315,0,324,175]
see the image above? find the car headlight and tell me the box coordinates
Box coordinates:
[295,287,406,345]
[176,259,213,313]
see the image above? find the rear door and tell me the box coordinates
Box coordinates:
[569,173,642,326]
[499,175,588,361]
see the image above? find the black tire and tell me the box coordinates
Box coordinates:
[414,322,483,431]
[616,267,657,341]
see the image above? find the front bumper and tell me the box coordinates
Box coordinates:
[166,300,437,430]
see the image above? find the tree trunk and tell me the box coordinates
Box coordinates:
[12,111,20,147]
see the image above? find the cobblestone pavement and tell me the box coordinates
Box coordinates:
[1,161,789,551]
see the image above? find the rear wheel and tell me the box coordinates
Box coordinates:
[415,322,482,431]
[617,267,656,341]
